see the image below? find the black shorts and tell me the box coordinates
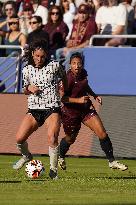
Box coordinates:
[27,107,61,127]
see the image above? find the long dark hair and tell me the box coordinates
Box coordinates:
[23,40,49,66]
[48,5,63,25]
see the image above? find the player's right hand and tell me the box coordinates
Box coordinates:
[28,85,40,94]
[78,96,90,103]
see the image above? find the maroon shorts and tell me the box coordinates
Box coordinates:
[61,107,97,135]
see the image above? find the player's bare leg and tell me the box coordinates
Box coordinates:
[13,114,38,170]
[83,114,128,171]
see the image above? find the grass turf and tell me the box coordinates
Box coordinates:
[0,155,136,205]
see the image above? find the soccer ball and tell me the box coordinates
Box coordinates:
[25,159,45,179]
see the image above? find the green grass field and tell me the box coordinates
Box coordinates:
[0,155,136,205]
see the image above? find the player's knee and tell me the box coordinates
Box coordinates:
[48,133,58,147]
[16,139,23,144]
[66,138,75,144]
[15,134,24,144]
[65,133,77,144]
[97,130,107,139]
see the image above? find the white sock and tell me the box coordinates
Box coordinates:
[16,141,31,157]
[49,145,59,172]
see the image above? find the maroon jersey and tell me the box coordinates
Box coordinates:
[62,69,97,117]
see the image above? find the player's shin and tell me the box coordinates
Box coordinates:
[49,145,59,179]
[59,138,71,158]
[49,145,59,172]
[99,135,115,162]
[17,141,32,158]
[13,141,32,170]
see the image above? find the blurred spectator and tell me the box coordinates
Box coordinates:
[19,2,34,35]
[95,0,127,46]
[0,1,17,56]
[16,0,23,12]
[27,15,49,46]
[30,0,48,25]
[54,0,60,5]
[132,1,136,36]
[56,4,97,67]
[41,0,48,8]
[17,0,31,14]
[92,0,103,12]
[0,1,4,54]
[120,0,135,34]
[0,1,17,31]
[0,1,4,21]
[60,0,76,40]
[74,0,85,7]
[84,0,97,16]
[0,15,27,56]
[48,0,56,8]
[131,0,136,6]
[44,5,69,56]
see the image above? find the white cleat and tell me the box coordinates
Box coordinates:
[109,160,128,171]
[58,157,66,170]
[13,155,33,170]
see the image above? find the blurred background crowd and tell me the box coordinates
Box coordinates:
[0,0,136,59]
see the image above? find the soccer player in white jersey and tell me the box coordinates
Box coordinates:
[13,40,67,180]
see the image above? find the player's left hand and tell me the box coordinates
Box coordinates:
[96,96,102,105]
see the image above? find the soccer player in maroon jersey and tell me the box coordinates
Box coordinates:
[58,52,128,171]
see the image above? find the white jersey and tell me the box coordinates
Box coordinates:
[95,4,127,34]
[22,60,63,109]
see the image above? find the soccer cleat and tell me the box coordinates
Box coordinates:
[13,154,33,170]
[58,157,66,170]
[109,160,128,171]
[49,169,58,180]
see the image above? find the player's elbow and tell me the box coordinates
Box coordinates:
[23,88,30,95]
